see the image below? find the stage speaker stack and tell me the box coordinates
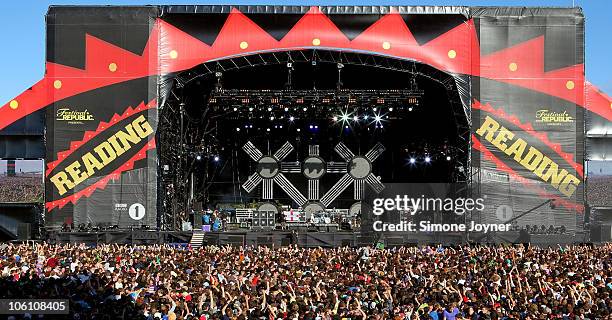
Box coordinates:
[252,211,275,230]
[17,223,31,240]
[193,212,203,229]
[591,225,612,242]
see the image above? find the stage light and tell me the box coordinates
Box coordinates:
[353,115,359,122]
[249,107,254,112]
[333,116,338,121]
[268,107,272,111]
[213,156,220,162]
[236,128,240,132]
[284,107,289,112]
[408,107,413,111]
[303,107,308,111]
[270,116,275,120]
[249,125,253,128]
[314,125,318,129]
[289,116,295,122]
[345,125,349,129]
[309,125,314,129]
[233,107,238,111]
[373,107,377,111]
[297,128,301,132]
[279,125,283,129]
[267,128,271,132]
[196,155,202,160]
[388,107,393,111]
[244,125,249,128]
[363,115,368,120]
[425,156,431,163]
[446,156,451,161]
[410,158,416,164]
[374,115,382,122]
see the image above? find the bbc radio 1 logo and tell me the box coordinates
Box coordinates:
[56,107,95,124]
[114,203,146,220]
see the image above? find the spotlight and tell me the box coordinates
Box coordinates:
[268,107,272,111]
[374,115,382,122]
[196,155,202,160]
[425,156,431,163]
[284,107,289,112]
[388,107,393,112]
[270,116,275,120]
[409,158,416,164]
[297,128,301,132]
[314,125,318,129]
[309,125,314,129]
[244,125,249,128]
[303,107,308,111]
[267,128,271,132]
[289,116,295,122]
[249,107,253,112]
[236,128,240,132]
[233,107,238,111]
[341,113,349,121]
[408,107,413,112]
[446,156,451,161]
[345,125,349,129]
[249,125,253,128]
[363,115,369,120]
[213,156,220,162]
[333,116,338,121]
[353,115,359,122]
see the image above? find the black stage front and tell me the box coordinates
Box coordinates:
[43,230,587,247]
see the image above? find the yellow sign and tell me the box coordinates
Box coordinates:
[476,115,580,197]
[50,115,154,196]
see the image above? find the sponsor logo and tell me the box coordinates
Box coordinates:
[56,108,95,124]
[114,203,128,211]
[129,203,146,220]
[535,109,574,125]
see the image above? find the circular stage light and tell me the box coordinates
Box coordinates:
[410,158,416,164]
[289,116,295,121]
[196,155,202,160]
[425,156,431,163]
[446,156,451,161]
[213,156,220,162]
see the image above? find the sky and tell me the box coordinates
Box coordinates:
[0,0,610,104]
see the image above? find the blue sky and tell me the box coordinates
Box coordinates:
[0,0,610,104]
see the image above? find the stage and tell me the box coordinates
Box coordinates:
[42,229,588,247]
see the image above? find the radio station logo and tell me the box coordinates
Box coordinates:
[535,109,574,125]
[56,108,95,124]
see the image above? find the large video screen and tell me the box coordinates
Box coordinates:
[587,160,612,207]
[0,159,44,203]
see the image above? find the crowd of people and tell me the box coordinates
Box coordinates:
[1,242,611,319]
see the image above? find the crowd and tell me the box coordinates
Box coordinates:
[587,175,612,207]
[0,242,611,319]
[0,174,43,203]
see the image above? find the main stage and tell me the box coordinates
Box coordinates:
[1,5,610,244]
